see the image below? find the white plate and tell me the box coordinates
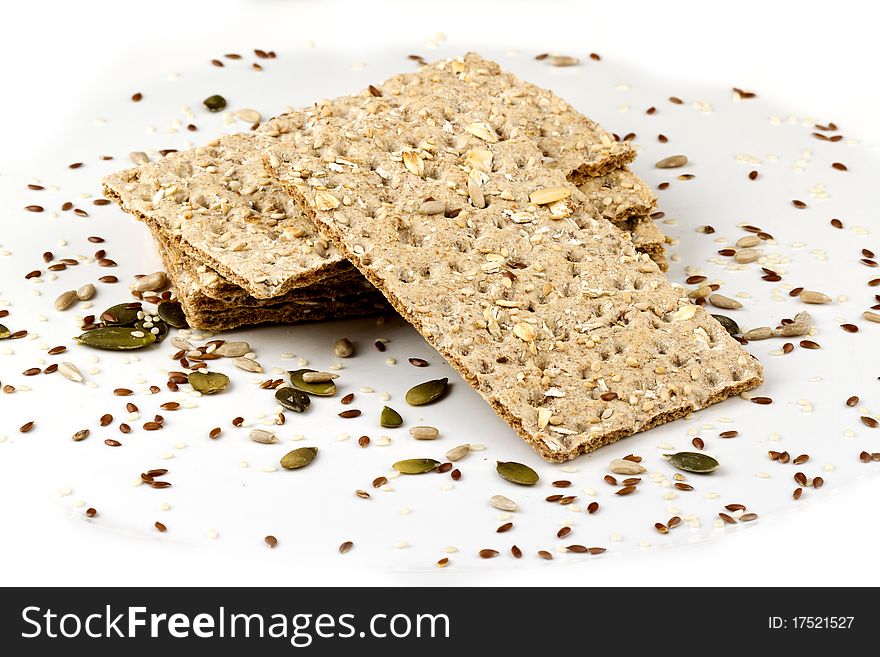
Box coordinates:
[1,0,878,584]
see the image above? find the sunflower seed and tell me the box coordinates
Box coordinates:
[301,371,339,383]
[280,447,318,469]
[76,283,96,301]
[131,272,168,292]
[405,378,448,405]
[799,290,832,304]
[234,108,261,124]
[290,369,336,396]
[743,326,773,341]
[57,361,84,383]
[334,338,354,357]
[249,429,278,444]
[496,461,539,486]
[655,154,688,169]
[215,341,250,357]
[233,356,263,373]
[489,495,518,512]
[130,151,149,165]
[418,199,446,215]
[390,458,438,474]
[0,324,9,339]
[529,187,571,205]
[446,444,470,461]
[609,458,646,475]
[548,55,580,66]
[54,290,78,311]
[663,452,720,473]
[74,327,157,350]
[187,371,230,394]
[708,294,742,310]
[863,310,880,323]
[409,425,439,440]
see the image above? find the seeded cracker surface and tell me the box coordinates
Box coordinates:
[266,57,764,462]
[102,53,634,300]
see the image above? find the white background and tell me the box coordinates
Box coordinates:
[1,0,879,586]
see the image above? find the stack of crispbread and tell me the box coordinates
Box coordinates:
[104,54,762,459]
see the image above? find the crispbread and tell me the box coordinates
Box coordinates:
[577,168,657,225]
[153,232,390,331]
[103,53,633,300]
[152,229,380,309]
[267,90,763,461]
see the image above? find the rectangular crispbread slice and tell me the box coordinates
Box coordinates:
[266,85,763,461]
[102,53,634,300]
[153,232,390,331]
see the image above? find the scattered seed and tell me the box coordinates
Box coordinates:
[339,541,354,554]
[664,452,719,473]
[692,437,705,449]
[379,406,402,427]
[861,416,879,428]
[358,435,370,448]
[655,523,669,534]
[479,549,499,559]
[497,522,513,533]
[446,444,470,461]
[289,369,336,396]
[793,487,803,500]
[615,485,637,496]
[405,378,448,406]
[718,512,736,525]
[566,545,589,553]
[394,458,440,474]
[800,339,821,350]
[209,427,221,440]
[793,454,810,465]
[85,508,97,518]
[188,371,229,394]
[609,458,646,475]
[496,461,539,486]
[655,155,688,169]
[274,387,310,413]
[203,94,227,112]
[587,502,599,514]
[489,495,517,512]
[334,338,354,357]
[104,439,121,447]
[280,447,318,469]
[751,396,773,405]
[249,429,278,444]
[674,482,694,491]
[408,357,429,367]
[339,409,362,419]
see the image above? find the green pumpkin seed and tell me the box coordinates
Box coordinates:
[203,94,227,112]
[711,314,740,336]
[0,324,9,339]
[289,369,336,396]
[380,406,403,428]
[100,303,141,326]
[157,301,188,328]
[280,446,318,470]
[74,327,157,350]
[274,386,311,413]
[188,371,230,395]
[663,452,720,474]
[496,461,540,486]
[405,377,448,406]
[393,458,440,474]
